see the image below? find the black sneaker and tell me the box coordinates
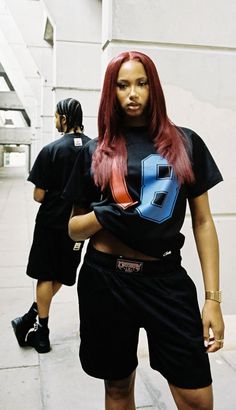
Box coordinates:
[26,323,50,353]
[11,315,35,347]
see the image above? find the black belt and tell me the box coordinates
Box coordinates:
[85,245,181,276]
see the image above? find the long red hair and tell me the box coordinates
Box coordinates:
[92,51,194,190]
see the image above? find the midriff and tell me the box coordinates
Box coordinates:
[90,229,159,261]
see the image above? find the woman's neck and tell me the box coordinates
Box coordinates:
[123,116,147,128]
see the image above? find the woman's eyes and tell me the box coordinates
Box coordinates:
[138,81,148,87]
[117,83,128,89]
[117,81,148,89]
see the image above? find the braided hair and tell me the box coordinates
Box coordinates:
[56,98,84,133]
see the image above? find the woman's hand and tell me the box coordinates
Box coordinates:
[69,210,102,241]
[189,192,225,352]
[202,300,225,352]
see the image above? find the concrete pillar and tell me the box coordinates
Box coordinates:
[0,145,3,167]
[43,0,102,139]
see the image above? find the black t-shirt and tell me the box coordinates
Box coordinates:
[28,132,90,230]
[64,127,223,257]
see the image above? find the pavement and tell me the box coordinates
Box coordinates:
[0,165,236,410]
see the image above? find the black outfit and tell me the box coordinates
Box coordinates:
[66,127,222,258]
[26,132,90,285]
[64,127,223,387]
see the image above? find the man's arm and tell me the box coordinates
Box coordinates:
[33,187,46,203]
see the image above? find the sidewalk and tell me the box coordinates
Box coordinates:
[0,165,236,410]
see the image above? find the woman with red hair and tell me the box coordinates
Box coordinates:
[65,51,224,409]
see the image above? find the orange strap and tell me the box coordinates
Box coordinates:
[110,160,137,209]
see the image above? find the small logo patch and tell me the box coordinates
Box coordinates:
[73,242,82,251]
[116,259,143,273]
[163,250,172,257]
[74,138,82,147]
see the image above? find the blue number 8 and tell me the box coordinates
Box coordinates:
[136,154,180,223]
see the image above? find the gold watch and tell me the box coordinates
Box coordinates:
[205,290,222,303]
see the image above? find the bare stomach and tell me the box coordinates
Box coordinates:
[90,230,159,261]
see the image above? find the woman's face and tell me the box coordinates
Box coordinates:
[116,60,149,126]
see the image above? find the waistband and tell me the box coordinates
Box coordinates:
[85,245,181,276]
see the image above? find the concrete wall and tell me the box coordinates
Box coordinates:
[43,0,102,142]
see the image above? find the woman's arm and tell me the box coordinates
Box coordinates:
[68,206,103,241]
[188,192,224,352]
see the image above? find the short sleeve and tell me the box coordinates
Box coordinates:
[63,140,100,209]
[27,146,52,189]
[186,130,223,198]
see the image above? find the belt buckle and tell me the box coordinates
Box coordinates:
[116,258,143,273]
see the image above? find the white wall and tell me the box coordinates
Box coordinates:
[43,0,102,140]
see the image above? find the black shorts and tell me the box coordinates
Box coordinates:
[26,223,83,286]
[78,246,212,389]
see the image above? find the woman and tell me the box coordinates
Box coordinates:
[11,98,90,353]
[66,52,224,409]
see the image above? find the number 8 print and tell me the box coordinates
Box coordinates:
[136,154,180,223]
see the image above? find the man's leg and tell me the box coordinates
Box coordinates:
[52,280,62,296]
[27,280,62,353]
[169,383,213,410]
[105,371,136,410]
[36,280,62,318]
